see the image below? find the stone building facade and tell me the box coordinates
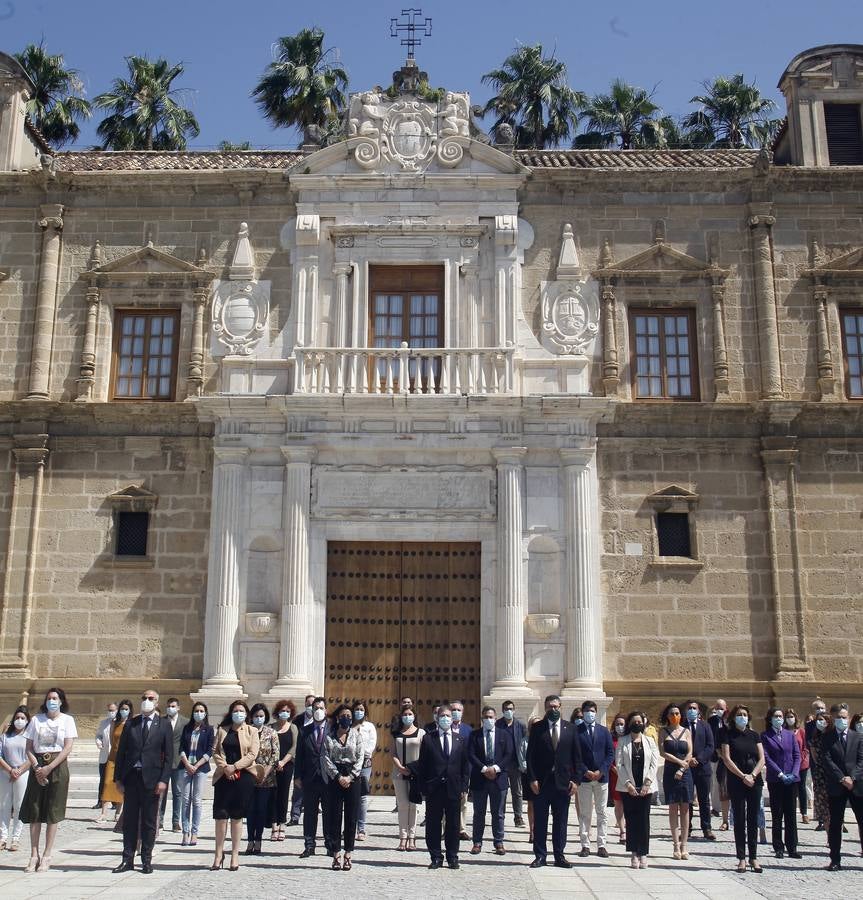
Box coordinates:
[1,46,862,773]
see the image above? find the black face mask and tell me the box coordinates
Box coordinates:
[629,722,644,734]
[547,709,561,722]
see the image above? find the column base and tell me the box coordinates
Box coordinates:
[560,684,614,721]
[260,678,315,709]
[190,679,247,706]
[774,663,814,682]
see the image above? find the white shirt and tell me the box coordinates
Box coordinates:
[25,712,78,753]
[354,720,377,760]
[0,730,29,768]
[439,729,453,752]
[95,715,113,764]
[480,725,500,773]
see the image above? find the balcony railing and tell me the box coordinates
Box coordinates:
[295,344,514,395]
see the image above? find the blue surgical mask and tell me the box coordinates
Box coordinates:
[231,711,246,724]
[119,708,130,720]
[338,715,352,729]
[166,706,179,717]
[401,714,415,726]
[583,710,596,725]
[815,719,827,732]
[735,715,748,729]
[686,709,699,723]
[502,709,514,722]
[772,716,784,730]
[451,709,463,722]
[482,718,495,732]
[278,711,291,721]
[305,706,313,717]
[46,699,60,713]
[253,716,266,728]
[437,715,452,731]
[353,709,365,721]
[834,718,849,733]
[193,711,206,723]
[785,717,796,728]
[855,723,863,734]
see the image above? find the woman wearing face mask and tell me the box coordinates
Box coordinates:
[245,703,278,855]
[322,703,364,870]
[616,711,659,869]
[351,700,377,842]
[609,714,627,844]
[659,704,693,860]
[178,702,214,846]
[520,716,540,843]
[719,704,766,873]
[98,700,131,825]
[19,688,77,872]
[269,699,298,842]
[852,713,863,735]
[808,710,831,831]
[211,700,259,871]
[0,707,31,852]
[783,708,809,824]
[761,707,801,859]
[392,704,425,851]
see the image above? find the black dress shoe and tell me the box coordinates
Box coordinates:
[554,856,572,868]
[578,847,590,858]
[788,851,802,859]
[529,858,546,868]
[447,859,460,869]
[775,850,784,859]
[704,830,716,841]
[826,862,842,871]
[140,863,153,874]
[597,847,609,859]
[428,859,443,869]
[299,848,315,858]
[112,860,134,873]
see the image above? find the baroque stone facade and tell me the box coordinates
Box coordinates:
[1,47,863,729]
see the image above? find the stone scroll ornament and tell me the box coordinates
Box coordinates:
[348,90,470,172]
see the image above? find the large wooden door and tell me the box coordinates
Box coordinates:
[325,542,481,794]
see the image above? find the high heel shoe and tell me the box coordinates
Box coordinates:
[24,856,39,873]
[343,855,352,871]
[36,855,51,872]
[229,859,240,871]
[672,843,682,860]
[397,839,406,851]
[209,855,224,871]
[332,853,342,870]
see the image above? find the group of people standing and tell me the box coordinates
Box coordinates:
[1,687,861,876]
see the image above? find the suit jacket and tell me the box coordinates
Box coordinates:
[211,724,260,784]
[179,722,215,774]
[167,714,189,768]
[451,722,472,745]
[821,729,863,797]
[761,727,801,783]
[416,730,470,800]
[467,725,516,790]
[575,721,614,783]
[687,718,715,772]
[526,717,581,792]
[707,713,727,763]
[496,715,526,759]
[113,713,173,790]
[615,735,660,792]
[294,720,331,784]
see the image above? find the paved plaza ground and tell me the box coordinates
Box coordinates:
[0,748,859,899]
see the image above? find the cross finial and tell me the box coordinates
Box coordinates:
[390,8,432,61]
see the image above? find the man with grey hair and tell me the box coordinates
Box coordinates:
[449,700,472,839]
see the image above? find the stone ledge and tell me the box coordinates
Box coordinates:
[96,555,156,570]
[647,557,704,570]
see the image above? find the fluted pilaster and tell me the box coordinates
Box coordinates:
[27,205,64,399]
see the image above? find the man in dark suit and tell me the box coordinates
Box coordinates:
[707,699,729,824]
[497,700,527,827]
[158,697,188,833]
[821,704,863,870]
[449,699,472,839]
[294,696,331,857]
[575,700,614,858]
[527,694,581,868]
[111,688,173,874]
[288,694,316,826]
[685,699,716,840]
[417,703,470,869]
[467,705,516,855]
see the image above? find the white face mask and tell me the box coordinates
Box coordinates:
[141,699,155,715]
[313,708,326,722]
[615,724,625,735]
[13,718,26,731]
[166,706,178,717]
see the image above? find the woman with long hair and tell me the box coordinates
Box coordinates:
[391,702,424,851]
[178,702,214,846]
[609,712,627,844]
[322,703,364,870]
[0,706,31,853]
[809,709,831,831]
[659,703,693,860]
[98,700,131,824]
[269,699,298,842]
[783,708,809,824]
[246,703,279,855]
[351,700,377,842]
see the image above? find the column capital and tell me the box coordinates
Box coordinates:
[491,446,527,466]
[281,445,317,465]
[38,203,64,232]
[333,262,352,278]
[747,202,775,228]
[12,434,49,472]
[559,443,596,468]
[213,446,249,466]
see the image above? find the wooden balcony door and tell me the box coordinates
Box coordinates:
[324,541,481,794]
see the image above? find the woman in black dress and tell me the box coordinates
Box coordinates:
[269,699,298,842]
[719,703,766,873]
[210,701,260,871]
[659,703,693,860]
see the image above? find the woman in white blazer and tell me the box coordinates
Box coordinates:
[615,711,660,869]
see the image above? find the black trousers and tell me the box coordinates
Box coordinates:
[326,779,361,853]
[97,762,106,802]
[247,786,274,842]
[797,769,808,815]
[121,770,160,864]
[302,777,329,850]
[425,788,461,863]
[471,781,507,846]
[622,793,651,856]
[728,777,762,861]
[532,778,569,862]
[767,780,798,853]
[273,763,294,825]
[690,765,712,832]
[827,792,863,864]
[290,779,303,822]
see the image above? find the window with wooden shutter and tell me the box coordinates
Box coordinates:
[825,103,863,166]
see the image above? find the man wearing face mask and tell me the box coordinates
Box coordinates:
[158,698,188,834]
[111,689,173,874]
[467,706,516,855]
[821,704,863,870]
[707,700,730,830]
[417,704,470,869]
[288,694,316,827]
[575,700,614,859]
[685,700,716,841]
[294,697,332,858]
[447,700,472,839]
[497,701,527,828]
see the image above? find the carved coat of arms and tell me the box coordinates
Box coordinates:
[540,279,600,356]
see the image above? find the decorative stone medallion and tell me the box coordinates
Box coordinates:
[540,278,600,356]
[212,281,269,356]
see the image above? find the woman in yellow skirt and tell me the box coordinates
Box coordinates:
[98,700,131,823]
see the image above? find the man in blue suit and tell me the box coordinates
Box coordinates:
[575,700,614,858]
[449,699,472,839]
[467,706,516,855]
[685,699,716,840]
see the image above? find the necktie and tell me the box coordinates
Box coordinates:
[589,724,594,739]
[841,733,847,748]
[142,717,150,743]
[551,723,559,750]
[486,730,493,763]
[316,725,324,750]
[443,733,450,758]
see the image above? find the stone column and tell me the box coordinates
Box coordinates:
[560,445,609,709]
[263,446,316,702]
[487,448,533,701]
[0,435,50,678]
[333,263,350,392]
[194,447,248,701]
[27,204,64,400]
[711,277,730,400]
[761,438,812,681]
[748,203,783,400]
[600,281,619,396]
[75,284,101,400]
[813,285,836,399]
[186,284,208,398]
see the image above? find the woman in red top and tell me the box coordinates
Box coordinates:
[609,713,627,844]
[783,708,809,824]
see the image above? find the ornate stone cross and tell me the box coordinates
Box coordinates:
[390,8,432,60]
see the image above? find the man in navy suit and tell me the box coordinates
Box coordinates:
[294,696,331,858]
[821,704,863,870]
[449,699,472,839]
[575,700,614,858]
[527,694,581,868]
[685,699,716,840]
[417,704,471,869]
[467,706,516,855]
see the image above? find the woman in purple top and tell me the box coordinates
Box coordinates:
[761,706,801,860]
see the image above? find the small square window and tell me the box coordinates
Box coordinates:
[656,512,692,558]
[116,511,149,557]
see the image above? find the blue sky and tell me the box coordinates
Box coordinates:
[3,0,860,149]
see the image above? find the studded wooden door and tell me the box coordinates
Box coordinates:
[325,541,481,794]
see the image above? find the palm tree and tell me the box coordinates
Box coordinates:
[481,44,584,149]
[217,140,252,151]
[252,27,348,143]
[14,43,91,149]
[683,75,778,148]
[94,56,200,151]
[575,80,661,149]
